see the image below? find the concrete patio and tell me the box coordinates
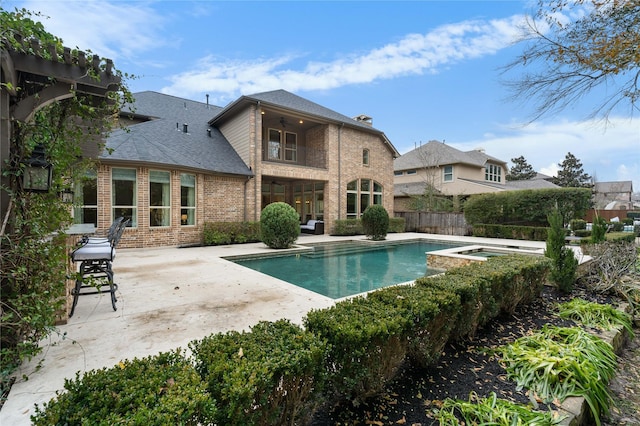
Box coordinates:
[0,233,550,425]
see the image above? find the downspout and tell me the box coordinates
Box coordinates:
[254,101,260,222]
[338,122,344,219]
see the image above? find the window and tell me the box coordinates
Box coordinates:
[406,169,417,175]
[362,149,370,166]
[346,179,383,218]
[73,170,97,226]
[485,164,502,182]
[112,168,137,227]
[150,171,170,227]
[443,165,453,182]
[181,174,196,225]
[268,129,281,160]
[268,128,297,161]
[285,132,297,161]
[394,171,403,176]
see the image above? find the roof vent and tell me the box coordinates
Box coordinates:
[183,123,188,133]
[207,128,211,137]
[354,114,373,126]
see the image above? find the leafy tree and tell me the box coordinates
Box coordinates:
[506,155,537,181]
[503,0,640,121]
[551,152,592,188]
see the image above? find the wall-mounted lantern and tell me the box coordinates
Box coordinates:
[22,144,52,192]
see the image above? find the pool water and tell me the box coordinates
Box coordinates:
[233,240,461,299]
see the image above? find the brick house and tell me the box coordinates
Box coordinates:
[393,140,557,211]
[76,90,399,248]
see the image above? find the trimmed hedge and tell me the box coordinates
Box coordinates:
[331,217,405,236]
[389,217,406,233]
[471,223,550,241]
[368,284,460,368]
[331,219,363,236]
[32,255,552,424]
[190,320,326,426]
[417,255,550,341]
[304,296,409,404]
[203,221,261,245]
[464,188,592,227]
[31,350,216,425]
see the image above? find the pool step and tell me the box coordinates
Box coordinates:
[302,243,391,259]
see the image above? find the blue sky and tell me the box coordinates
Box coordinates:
[5,0,639,189]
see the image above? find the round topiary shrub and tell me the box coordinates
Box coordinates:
[260,202,300,249]
[361,205,389,241]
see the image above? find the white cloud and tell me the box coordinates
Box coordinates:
[160,15,526,99]
[20,0,169,60]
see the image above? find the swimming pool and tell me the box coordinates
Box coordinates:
[231,240,461,299]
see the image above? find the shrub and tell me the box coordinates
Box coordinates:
[304,296,409,404]
[203,221,260,245]
[331,219,363,236]
[368,284,460,368]
[388,217,406,233]
[591,216,608,243]
[570,219,587,231]
[575,229,592,238]
[361,205,389,240]
[471,223,549,241]
[260,202,300,249]
[545,209,577,293]
[190,320,326,426]
[417,255,550,340]
[31,350,216,425]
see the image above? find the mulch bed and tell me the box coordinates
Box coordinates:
[311,284,620,425]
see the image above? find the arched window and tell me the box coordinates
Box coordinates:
[346,179,383,218]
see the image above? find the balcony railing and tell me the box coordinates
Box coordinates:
[262,146,326,169]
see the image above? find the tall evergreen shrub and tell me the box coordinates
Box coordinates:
[545,209,577,293]
[361,205,389,241]
[591,215,607,243]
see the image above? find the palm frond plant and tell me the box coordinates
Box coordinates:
[495,325,617,426]
[434,391,565,426]
[557,298,634,338]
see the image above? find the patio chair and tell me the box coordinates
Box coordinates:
[69,218,129,317]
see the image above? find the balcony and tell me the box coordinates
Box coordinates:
[262,146,326,169]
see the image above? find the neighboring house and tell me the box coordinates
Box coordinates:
[75,90,399,248]
[593,181,634,210]
[393,141,558,211]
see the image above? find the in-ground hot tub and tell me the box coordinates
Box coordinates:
[426,244,545,271]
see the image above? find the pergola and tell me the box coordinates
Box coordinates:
[0,34,121,222]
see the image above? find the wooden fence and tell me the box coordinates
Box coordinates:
[584,209,637,223]
[395,211,472,236]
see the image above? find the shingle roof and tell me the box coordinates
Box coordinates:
[210,89,400,157]
[102,91,252,176]
[594,181,633,193]
[394,140,506,171]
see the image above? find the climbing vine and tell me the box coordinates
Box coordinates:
[0,7,133,403]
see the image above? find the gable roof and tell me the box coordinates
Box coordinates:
[102,91,252,176]
[394,140,506,171]
[594,181,633,193]
[210,89,400,157]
